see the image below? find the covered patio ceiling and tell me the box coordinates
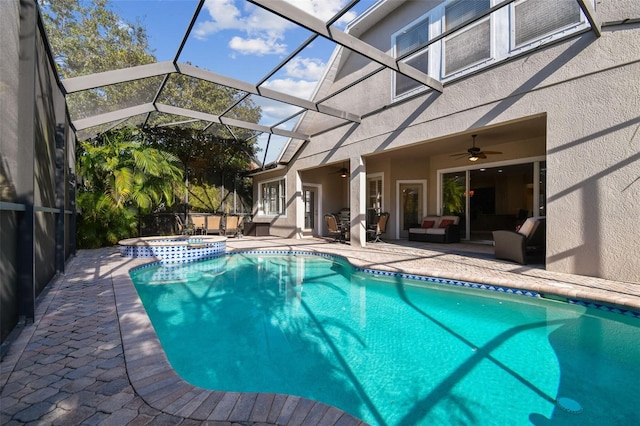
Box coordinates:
[58,0,600,169]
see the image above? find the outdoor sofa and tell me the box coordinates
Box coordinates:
[408,215,461,243]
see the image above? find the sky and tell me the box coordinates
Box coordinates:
[108,0,379,164]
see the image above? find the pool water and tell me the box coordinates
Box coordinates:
[131,253,640,425]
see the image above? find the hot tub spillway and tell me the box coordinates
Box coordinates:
[118,235,226,264]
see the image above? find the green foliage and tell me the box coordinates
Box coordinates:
[40,0,154,77]
[76,192,138,248]
[39,0,158,120]
[39,0,261,243]
[76,128,184,247]
[442,175,465,215]
[144,126,256,213]
[188,182,220,213]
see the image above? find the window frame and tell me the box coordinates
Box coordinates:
[509,0,587,53]
[367,173,384,213]
[442,15,493,78]
[258,176,287,217]
[390,0,592,101]
[392,16,432,100]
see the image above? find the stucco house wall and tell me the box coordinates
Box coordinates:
[252,0,640,285]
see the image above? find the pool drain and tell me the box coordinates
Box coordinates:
[556,397,583,414]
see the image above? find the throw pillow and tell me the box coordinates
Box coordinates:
[421,220,435,228]
[439,219,454,228]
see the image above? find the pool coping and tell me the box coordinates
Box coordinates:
[112,254,366,425]
[112,245,640,425]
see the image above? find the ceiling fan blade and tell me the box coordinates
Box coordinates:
[451,153,469,159]
[482,150,502,155]
[477,152,487,159]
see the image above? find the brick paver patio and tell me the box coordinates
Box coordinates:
[2,237,638,425]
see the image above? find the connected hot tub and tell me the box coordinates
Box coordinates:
[118,235,226,264]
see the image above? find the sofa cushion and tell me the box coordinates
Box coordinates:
[518,217,535,236]
[421,220,435,228]
[409,228,428,234]
[441,215,460,225]
[439,219,454,228]
[425,228,446,235]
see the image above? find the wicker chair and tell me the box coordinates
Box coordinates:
[493,216,546,264]
[367,212,389,243]
[325,214,346,243]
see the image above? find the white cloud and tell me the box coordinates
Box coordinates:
[263,77,319,99]
[284,57,327,81]
[194,0,357,54]
[260,100,303,122]
[194,0,242,36]
[283,0,357,27]
[194,0,294,56]
[229,36,287,56]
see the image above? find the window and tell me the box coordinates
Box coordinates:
[367,176,383,212]
[513,0,583,48]
[260,178,285,216]
[444,19,491,76]
[445,0,490,31]
[444,0,491,76]
[390,0,590,99]
[394,18,429,97]
[396,51,429,97]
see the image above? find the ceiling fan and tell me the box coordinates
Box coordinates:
[451,134,502,162]
[330,163,349,178]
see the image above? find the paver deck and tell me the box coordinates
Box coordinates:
[2,237,639,425]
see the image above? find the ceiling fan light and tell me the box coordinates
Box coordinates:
[469,155,479,162]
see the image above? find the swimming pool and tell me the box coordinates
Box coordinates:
[131,252,640,425]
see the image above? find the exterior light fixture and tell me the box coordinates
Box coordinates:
[340,168,348,178]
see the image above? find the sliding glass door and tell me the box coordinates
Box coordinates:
[441,160,546,242]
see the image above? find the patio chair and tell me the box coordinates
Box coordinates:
[224,215,240,237]
[367,212,390,243]
[174,214,193,235]
[190,215,206,235]
[205,215,223,235]
[493,216,546,264]
[325,214,346,243]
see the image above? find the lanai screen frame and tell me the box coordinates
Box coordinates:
[59,0,600,168]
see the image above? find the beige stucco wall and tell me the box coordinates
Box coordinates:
[253,1,640,284]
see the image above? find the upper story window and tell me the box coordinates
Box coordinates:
[443,0,491,76]
[259,177,286,216]
[392,0,590,100]
[394,18,430,98]
[513,0,583,48]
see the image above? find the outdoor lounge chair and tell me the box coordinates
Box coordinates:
[367,212,389,243]
[224,215,241,237]
[325,213,346,243]
[190,215,206,235]
[205,215,223,235]
[174,214,193,235]
[493,216,546,264]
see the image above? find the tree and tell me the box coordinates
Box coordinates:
[143,126,257,214]
[76,128,184,247]
[40,0,262,240]
[39,1,262,139]
[39,0,158,119]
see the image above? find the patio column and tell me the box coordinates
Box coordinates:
[349,156,367,247]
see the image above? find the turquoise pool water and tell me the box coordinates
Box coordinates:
[131,253,640,425]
